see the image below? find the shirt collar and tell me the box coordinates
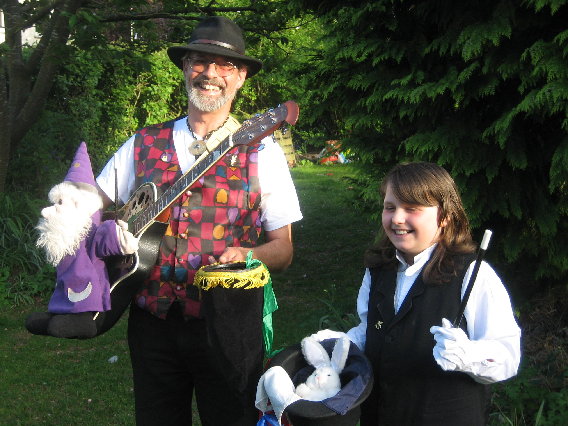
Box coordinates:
[396,244,437,274]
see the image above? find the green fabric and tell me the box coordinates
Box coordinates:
[262,282,278,355]
[246,251,278,355]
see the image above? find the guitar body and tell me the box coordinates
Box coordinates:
[95,222,166,335]
[94,183,166,336]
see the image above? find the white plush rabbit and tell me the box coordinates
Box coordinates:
[295,336,351,401]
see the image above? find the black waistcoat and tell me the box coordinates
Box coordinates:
[361,255,489,426]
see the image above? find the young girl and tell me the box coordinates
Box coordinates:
[315,162,521,425]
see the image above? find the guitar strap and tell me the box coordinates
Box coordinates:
[194,115,241,162]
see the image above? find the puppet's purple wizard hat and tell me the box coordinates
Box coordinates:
[64,142,98,191]
[64,142,102,224]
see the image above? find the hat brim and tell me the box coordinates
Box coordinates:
[167,44,263,78]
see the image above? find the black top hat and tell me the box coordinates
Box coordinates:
[167,16,263,78]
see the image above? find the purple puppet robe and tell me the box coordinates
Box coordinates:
[47,219,122,313]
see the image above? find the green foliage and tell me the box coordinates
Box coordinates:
[293,0,568,291]
[489,366,568,425]
[0,194,54,307]
[235,9,334,148]
[54,46,186,172]
[8,4,329,195]
[7,0,568,295]
[318,283,360,332]
[6,110,75,198]
[8,45,187,196]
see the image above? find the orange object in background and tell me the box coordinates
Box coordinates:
[319,140,346,164]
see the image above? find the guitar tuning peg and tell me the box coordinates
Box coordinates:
[279,123,289,134]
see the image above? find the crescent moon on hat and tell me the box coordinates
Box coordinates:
[67,282,93,302]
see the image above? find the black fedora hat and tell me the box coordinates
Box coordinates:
[167,16,263,78]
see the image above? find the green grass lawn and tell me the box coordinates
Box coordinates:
[0,305,135,425]
[0,163,377,425]
[273,164,377,348]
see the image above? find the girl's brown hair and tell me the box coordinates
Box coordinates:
[364,162,476,284]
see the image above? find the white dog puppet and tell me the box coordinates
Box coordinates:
[25,142,137,339]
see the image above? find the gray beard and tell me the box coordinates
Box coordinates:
[36,215,92,267]
[186,78,236,113]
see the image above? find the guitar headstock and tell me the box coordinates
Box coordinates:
[233,101,299,146]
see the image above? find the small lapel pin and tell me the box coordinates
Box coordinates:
[375,320,383,330]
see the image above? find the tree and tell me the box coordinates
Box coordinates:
[0,0,291,193]
[0,0,84,193]
[293,0,568,287]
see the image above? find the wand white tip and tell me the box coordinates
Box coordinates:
[480,229,492,250]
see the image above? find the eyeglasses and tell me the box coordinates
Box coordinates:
[186,57,239,76]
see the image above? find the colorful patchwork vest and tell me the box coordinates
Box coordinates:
[132,118,262,319]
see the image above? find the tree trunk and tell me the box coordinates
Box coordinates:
[0,0,85,193]
[0,62,10,193]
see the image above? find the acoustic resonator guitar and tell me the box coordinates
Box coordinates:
[92,101,299,337]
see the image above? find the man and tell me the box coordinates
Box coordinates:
[96,16,302,425]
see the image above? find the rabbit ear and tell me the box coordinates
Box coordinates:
[330,336,350,372]
[301,337,331,368]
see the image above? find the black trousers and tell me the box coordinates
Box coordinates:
[127,303,261,426]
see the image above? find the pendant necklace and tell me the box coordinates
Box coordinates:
[186,116,229,156]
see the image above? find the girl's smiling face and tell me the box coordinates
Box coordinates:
[382,183,445,265]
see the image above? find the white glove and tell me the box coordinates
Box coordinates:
[116,220,139,255]
[310,329,349,342]
[255,366,301,424]
[430,318,481,375]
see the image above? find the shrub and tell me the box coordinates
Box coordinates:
[0,194,54,307]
